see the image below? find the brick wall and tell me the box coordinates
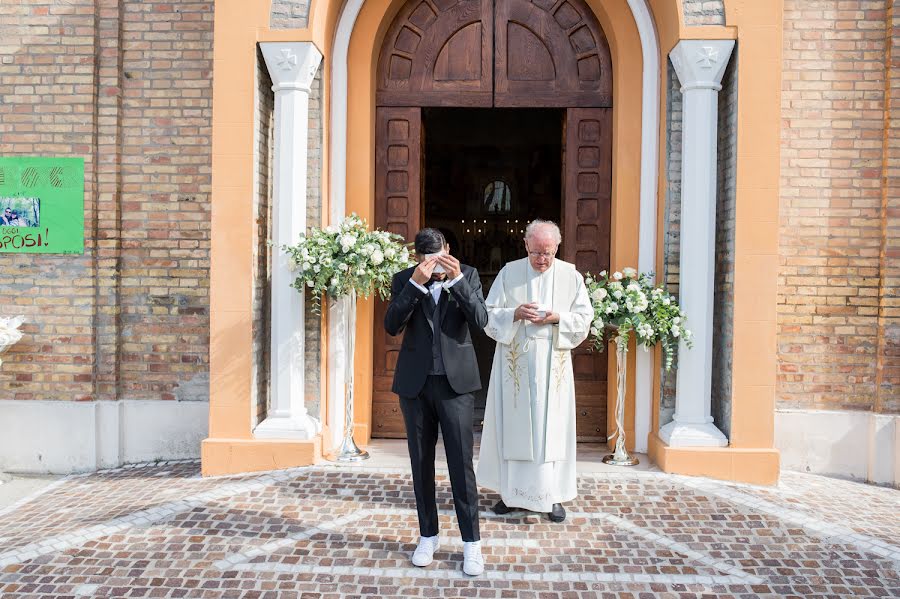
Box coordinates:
[270,0,311,29]
[252,47,274,427]
[0,0,213,403]
[779,0,898,414]
[660,59,682,426]
[682,0,725,26]
[880,3,899,413]
[305,67,324,417]
[712,50,738,438]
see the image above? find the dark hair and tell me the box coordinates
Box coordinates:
[414,228,446,255]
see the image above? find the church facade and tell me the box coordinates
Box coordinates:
[0,0,897,487]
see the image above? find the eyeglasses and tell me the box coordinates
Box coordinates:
[527,250,556,259]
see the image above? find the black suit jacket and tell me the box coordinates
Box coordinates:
[384,264,488,398]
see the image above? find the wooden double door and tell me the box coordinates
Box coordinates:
[371,0,613,441]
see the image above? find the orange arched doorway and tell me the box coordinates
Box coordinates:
[370,0,614,441]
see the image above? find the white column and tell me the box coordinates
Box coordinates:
[254,42,323,440]
[659,40,734,448]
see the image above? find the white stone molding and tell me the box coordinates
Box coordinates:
[625,0,661,454]
[329,0,661,452]
[255,42,323,440]
[659,40,734,448]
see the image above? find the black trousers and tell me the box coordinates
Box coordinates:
[399,375,480,542]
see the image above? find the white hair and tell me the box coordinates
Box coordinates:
[525,219,561,244]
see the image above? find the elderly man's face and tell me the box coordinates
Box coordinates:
[525,231,558,273]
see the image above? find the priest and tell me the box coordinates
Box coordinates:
[476,220,594,523]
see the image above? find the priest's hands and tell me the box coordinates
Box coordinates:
[514,303,560,324]
[411,256,439,286]
[533,311,560,325]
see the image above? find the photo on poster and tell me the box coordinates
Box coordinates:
[0,157,83,254]
[1,197,40,228]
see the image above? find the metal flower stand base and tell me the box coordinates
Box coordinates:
[327,292,369,462]
[602,334,640,466]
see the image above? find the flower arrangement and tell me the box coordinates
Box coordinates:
[284,213,416,312]
[0,316,24,367]
[584,268,692,370]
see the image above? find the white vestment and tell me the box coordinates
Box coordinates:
[476,258,593,512]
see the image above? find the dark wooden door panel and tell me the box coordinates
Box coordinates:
[563,107,612,441]
[377,0,494,107]
[373,107,423,439]
[494,0,612,107]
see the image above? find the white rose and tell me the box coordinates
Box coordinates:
[612,271,623,281]
[313,264,321,273]
[673,316,681,325]
[599,270,607,278]
[384,247,396,260]
[663,298,671,306]
[325,225,338,233]
[302,262,311,271]
[339,263,349,271]
[317,237,327,245]
[590,288,607,302]
[627,282,640,293]
[592,317,604,330]
[623,267,637,278]
[357,267,366,275]
[613,289,623,299]
[306,280,314,287]
[330,277,339,287]
[340,234,356,248]
[672,326,680,337]
[371,249,384,265]
[590,326,600,337]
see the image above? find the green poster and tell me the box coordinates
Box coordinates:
[0,157,84,254]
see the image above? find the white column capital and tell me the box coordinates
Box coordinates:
[670,40,734,92]
[260,42,323,93]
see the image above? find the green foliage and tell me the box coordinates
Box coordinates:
[284,214,416,313]
[583,268,693,371]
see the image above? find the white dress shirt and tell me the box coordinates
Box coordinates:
[411,272,464,302]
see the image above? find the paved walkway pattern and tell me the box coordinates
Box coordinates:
[0,461,898,598]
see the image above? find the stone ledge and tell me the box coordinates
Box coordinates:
[648,432,780,485]
[201,436,322,476]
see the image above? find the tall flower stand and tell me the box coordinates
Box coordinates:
[602,333,640,466]
[327,292,370,462]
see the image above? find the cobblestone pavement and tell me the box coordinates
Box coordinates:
[0,459,898,598]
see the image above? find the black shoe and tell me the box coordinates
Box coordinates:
[492,499,512,515]
[548,503,566,522]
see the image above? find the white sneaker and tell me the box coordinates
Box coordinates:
[411,535,440,567]
[462,541,484,576]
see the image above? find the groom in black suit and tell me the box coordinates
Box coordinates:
[384,228,488,576]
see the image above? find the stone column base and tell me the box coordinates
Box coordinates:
[659,419,728,447]
[648,432,780,485]
[201,436,322,476]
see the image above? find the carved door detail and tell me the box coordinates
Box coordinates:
[373,106,423,437]
[377,0,494,107]
[494,0,612,107]
[562,107,612,441]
